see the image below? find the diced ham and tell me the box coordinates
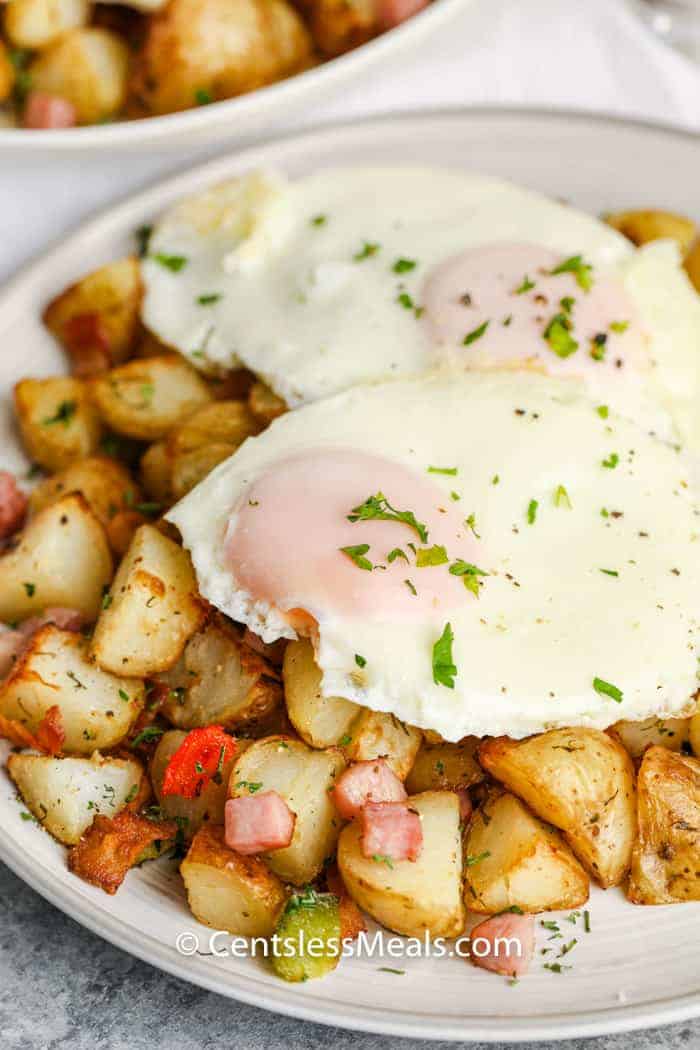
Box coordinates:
[0,471,28,541]
[224,791,295,855]
[457,788,472,824]
[469,913,535,977]
[331,758,407,820]
[23,92,77,130]
[360,801,423,862]
[376,0,428,30]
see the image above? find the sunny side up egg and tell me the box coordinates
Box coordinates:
[167,371,700,742]
[141,167,700,454]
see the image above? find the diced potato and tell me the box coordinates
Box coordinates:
[612,716,691,760]
[309,0,376,57]
[14,376,102,473]
[479,728,636,888]
[29,28,130,125]
[43,258,142,370]
[272,889,341,982]
[128,0,312,116]
[605,209,697,254]
[248,380,286,425]
[28,455,140,533]
[628,746,700,904]
[8,751,145,845]
[150,729,240,838]
[283,639,420,776]
[0,41,15,103]
[4,0,89,49]
[158,618,281,730]
[105,509,148,557]
[181,824,287,937]
[91,354,212,441]
[92,524,207,676]
[229,736,345,885]
[68,809,178,894]
[283,638,360,749]
[170,443,235,499]
[684,238,700,293]
[406,737,484,795]
[167,400,260,457]
[338,790,465,938]
[464,790,590,915]
[0,625,143,754]
[140,441,173,504]
[0,494,112,623]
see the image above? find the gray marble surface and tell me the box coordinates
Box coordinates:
[0,859,697,1050]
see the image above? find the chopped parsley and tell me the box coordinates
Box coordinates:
[610,320,629,333]
[102,590,113,610]
[599,568,619,577]
[515,275,535,294]
[543,313,578,358]
[593,676,623,703]
[404,579,417,596]
[340,544,373,571]
[131,726,165,747]
[387,547,408,563]
[549,254,594,292]
[451,491,461,501]
[465,851,491,866]
[310,214,327,227]
[338,734,353,747]
[590,332,607,361]
[152,253,188,273]
[584,910,591,933]
[553,485,572,509]
[194,88,213,105]
[396,290,423,316]
[348,492,428,543]
[136,224,153,258]
[560,295,575,314]
[354,241,380,261]
[392,257,417,274]
[527,499,538,525]
[432,622,457,689]
[197,293,222,305]
[601,452,619,469]
[118,689,130,702]
[236,781,263,794]
[416,544,448,567]
[597,404,609,419]
[23,582,35,597]
[465,512,480,537]
[354,654,367,668]
[43,400,76,427]
[372,854,394,869]
[449,560,488,597]
[427,465,457,476]
[463,320,489,346]
[379,967,405,975]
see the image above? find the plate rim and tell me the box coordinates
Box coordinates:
[2,106,700,1041]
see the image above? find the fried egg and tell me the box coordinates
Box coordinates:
[167,371,700,741]
[141,167,700,453]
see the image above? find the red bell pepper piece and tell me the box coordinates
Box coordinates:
[161,725,236,799]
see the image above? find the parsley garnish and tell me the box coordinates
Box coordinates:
[549,254,594,291]
[136,224,153,258]
[348,493,428,543]
[43,400,76,427]
[404,579,417,596]
[354,241,380,261]
[527,499,538,525]
[236,781,263,793]
[416,545,448,567]
[354,654,367,668]
[338,734,353,747]
[465,512,479,537]
[340,544,373,571]
[553,485,572,509]
[593,676,623,703]
[379,967,405,975]
[118,688,129,701]
[131,726,165,747]
[515,275,535,294]
[449,560,488,597]
[463,320,489,346]
[599,568,619,577]
[197,293,222,305]
[601,452,619,469]
[23,582,35,597]
[428,465,457,476]
[544,313,578,358]
[392,258,417,274]
[597,405,609,419]
[432,622,457,689]
[610,320,629,333]
[194,88,212,105]
[310,214,327,227]
[372,854,394,869]
[152,253,188,273]
[387,547,408,563]
[465,851,491,866]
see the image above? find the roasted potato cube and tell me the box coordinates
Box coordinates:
[43,257,142,373]
[29,28,130,125]
[0,41,15,103]
[0,625,143,754]
[166,400,260,498]
[605,209,697,254]
[346,709,421,780]
[248,380,286,425]
[158,618,281,730]
[612,716,691,760]
[406,737,484,794]
[170,443,235,499]
[14,376,102,473]
[309,0,376,56]
[28,455,140,533]
[283,638,360,749]
[128,0,312,116]
[0,494,112,623]
[4,0,89,49]
[92,524,206,676]
[229,736,345,885]
[464,790,590,915]
[91,354,212,441]
[684,238,700,293]
[140,441,173,504]
[68,809,178,894]
[479,728,636,888]
[150,729,240,839]
[628,746,700,904]
[181,824,287,937]
[338,790,464,938]
[690,709,700,757]
[8,751,145,845]
[272,889,341,982]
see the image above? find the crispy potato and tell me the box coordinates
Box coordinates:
[105,509,149,557]
[68,809,178,895]
[464,790,590,914]
[91,354,212,441]
[140,441,173,504]
[14,376,102,473]
[128,0,312,116]
[29,28,130,125]
[612,716,691,760]
[628,746,700,904]
[338,790,465,938]
[182,824,288,937]
[230,736,345,885]
[684,238,700,293]
[28,455,139,533]
[43,258,142,374]
[0,494,112,623]
[0,625,143,754]
[167,400,260,457]
[690,708,700,757]
[158,618,281,730]
[346,709,421,781]
[605,209,697,254]
[8,751,145,845]
[4,0,89,48]
[479,729,636,888]
[308,0,376,56]
[170,443,235,499]
[92,524,207,676]
[283,638,360,749]
[150,729,240,838]
[406,737,484,795]
[248,380,286,425]
[0,41,15,103]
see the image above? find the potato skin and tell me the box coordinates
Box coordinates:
[605,209,697,254]
[684,238,700,293]
[628,746,700,904]
[406,737,484,794]
[612,716,691,761]
[129,0,313,116]
[28,455,139,534]
[29,28,131,124]
[308,0,376,57]
[14,376,102,473]
[479,728,636,888]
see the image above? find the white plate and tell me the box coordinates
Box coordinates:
[0,0,465,151]
[2,110,700,1042]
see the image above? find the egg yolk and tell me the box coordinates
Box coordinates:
[225,448,481,627]
[423,242,647,378]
